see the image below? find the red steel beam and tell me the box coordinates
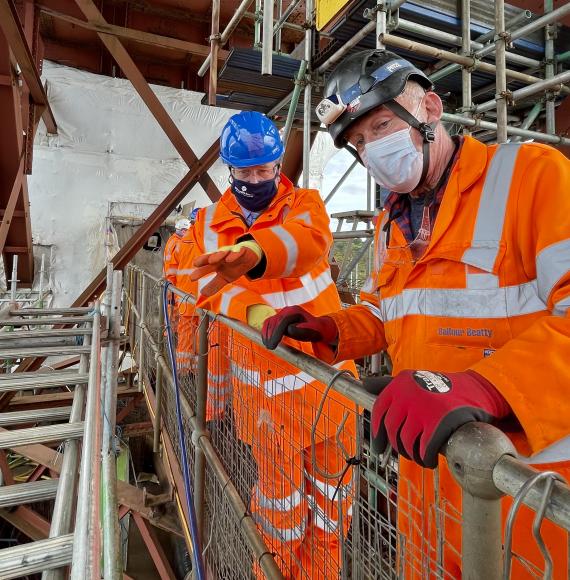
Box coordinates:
[132,512,177,580]
[73,0,220,201]
[0,156,24,253]
[0,0,57,133]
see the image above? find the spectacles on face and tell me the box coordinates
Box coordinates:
[230,164,280,181]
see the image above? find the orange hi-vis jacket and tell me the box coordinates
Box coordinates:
[315,137,570,577]
[175,175,358,578]
[163,231,184,284]
[175,174,357,433]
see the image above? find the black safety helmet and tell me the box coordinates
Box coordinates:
[318,49,434,147]
[317,49,436,191]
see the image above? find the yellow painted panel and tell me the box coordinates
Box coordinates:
[316,0,352,31]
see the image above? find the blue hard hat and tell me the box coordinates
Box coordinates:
[220,111,284,168]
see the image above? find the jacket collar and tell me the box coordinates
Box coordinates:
[210,174,297,229]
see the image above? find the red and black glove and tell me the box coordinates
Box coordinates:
[371,369,511,468]
[261,306,338,350]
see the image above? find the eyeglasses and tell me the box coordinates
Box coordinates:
[230,164,280,181]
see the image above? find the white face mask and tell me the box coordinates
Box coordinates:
[362,127,423,194]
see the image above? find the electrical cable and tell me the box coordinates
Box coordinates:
[162,282,206,580]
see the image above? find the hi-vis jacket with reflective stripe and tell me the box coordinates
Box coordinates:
[317,137,570,577]
[179,174,343,324]
[322,137,570,461]
[163,232,183,285]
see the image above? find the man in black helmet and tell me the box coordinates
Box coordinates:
[262,49,570,577]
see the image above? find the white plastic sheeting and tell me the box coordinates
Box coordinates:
[30,61,235,306]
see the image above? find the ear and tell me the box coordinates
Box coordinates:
[424,91,443,125]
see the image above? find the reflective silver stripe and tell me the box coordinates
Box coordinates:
[536,239,570,303]
[305,471,352,501]
[462,143,521,271]
[207,372,231,384]
[255,487,303,512]
[166,268,178,275]
[203,203,219,252]
[198,273,215,294]
[261,269,334,309]
[220,286,245,315]
[271,225,298,277]
[263,361,345,398]
[175,268,196,276]
[307,495,339,533]
[380,280,546,322]
[554,296,570,317]
[164,253,172,260]
[207,383,232,395]
[231,362,261,387]
[466,272,499,290]
[361,300,383,321]
[520,435,570,464]
[264,369,314,397]
[295,211,312,226]
[207,399,227,411]
[252,513,306,542]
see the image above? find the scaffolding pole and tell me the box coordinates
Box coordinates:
[544,0,556,134]
[495,0,508,144]
[302,0,313,189]
[261,0,273,74]
[198,0,253,77]
[461,0,472,135]
[207,0,221,105]
[475,68,570,115]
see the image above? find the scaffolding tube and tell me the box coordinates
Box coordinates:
[70,305,101,580]
[273,0,302,36]
[381,32,569,93]
[302,0,313,188]
[544,0,555,134]
[198,0,254,77]
[475,9,532,44]
[461,0,472,120]
[208,0,221,104]
[282,59,307,150]
[495,0,508,143]
[261,0,273,75]
[441,112,570,146]
[475,69,570,115]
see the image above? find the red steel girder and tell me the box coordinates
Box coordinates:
[132,511,177,580]
[0,0,57,133]
[0,31,34,284]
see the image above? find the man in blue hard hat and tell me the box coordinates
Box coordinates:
[177,111,358,578]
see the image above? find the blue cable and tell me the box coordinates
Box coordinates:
[162,283,206,580]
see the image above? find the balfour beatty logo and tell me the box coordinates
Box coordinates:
[437,327,493,338]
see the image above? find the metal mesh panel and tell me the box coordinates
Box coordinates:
[128,267,570,580]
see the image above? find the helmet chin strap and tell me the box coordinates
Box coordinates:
[383,100,435,191]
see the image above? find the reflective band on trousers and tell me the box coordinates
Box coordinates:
[262,269,335,310]
[255,486,303,512]
[271,225,298,277]
[462,143,521,271]
[207,372,231,384]
[304,470,352,501]
[379,279,547,323]
[253,513,306,543]
[231,361,346,397]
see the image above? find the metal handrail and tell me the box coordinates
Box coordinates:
[128,265,570,578]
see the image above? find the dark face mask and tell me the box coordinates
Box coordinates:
[231,177,278,212]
